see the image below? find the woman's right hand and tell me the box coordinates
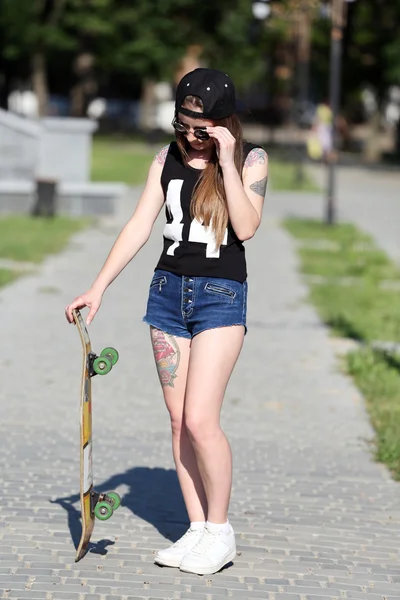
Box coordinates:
[65,289,103,325]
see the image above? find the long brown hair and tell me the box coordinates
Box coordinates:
[176,95,244,248]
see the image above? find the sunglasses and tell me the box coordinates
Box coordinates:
[172,118,210,141]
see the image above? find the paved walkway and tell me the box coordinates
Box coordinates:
[1,174,400,600]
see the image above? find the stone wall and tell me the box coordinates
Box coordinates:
[0,110,40,180]
[38,117,97,182]
[0,109,127,215]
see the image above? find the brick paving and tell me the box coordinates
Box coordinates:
[1,178,400,599]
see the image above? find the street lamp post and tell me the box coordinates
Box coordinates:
[325,0,344,225]
[325,0,356,225]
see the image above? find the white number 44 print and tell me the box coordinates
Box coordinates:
[164,180,184,255]
[189,219,227,258]
[164,179,227,258]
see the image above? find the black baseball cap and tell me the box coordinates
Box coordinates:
[175,68,246,120]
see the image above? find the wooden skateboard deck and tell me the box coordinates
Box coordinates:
[72,309,121,562]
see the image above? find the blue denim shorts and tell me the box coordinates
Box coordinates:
[143,269,248,339]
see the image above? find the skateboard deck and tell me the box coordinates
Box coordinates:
[72,309,121,562]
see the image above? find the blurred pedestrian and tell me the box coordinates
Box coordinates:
[307,100,333,162]
[65,68,268,575]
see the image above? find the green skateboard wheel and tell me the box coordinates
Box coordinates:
[101,347,119,366]
[94,500,113,520]
[106,492,121,510]
[93,355,112,375]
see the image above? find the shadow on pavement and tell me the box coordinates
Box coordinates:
[52,466,188,557]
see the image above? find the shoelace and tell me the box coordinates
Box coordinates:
[190,528,219,554]
[173,528,200,548]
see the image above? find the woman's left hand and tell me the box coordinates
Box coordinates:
[206,127,236,169]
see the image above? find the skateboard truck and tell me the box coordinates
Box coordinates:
[87,347,119,377]
[90,490,122,521]
[88,352,97,378]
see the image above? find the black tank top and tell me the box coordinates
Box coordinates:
[155,141,261,283]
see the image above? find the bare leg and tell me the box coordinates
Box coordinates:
[150,327,207,522]
[183,326,245,524]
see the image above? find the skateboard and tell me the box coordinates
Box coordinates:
[72,308,121,562]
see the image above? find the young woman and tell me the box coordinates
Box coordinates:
[65,68,268,575]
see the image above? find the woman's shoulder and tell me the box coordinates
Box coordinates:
[154,143,172,167]
[153,141,181,167]
[242,142,268,169]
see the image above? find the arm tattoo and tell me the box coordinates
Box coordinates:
[150,327,180,387]
[244,148,267,168]
[154,145,169,165]
[250,176,268,197]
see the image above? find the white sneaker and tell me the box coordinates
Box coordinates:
[179,524,236,575]
[154,526,204,568]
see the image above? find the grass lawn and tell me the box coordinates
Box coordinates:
[268,159,319,192]
[284,217,400,479]
[0,215,89,289]
[91,138,156,186]
[0,268,19,288]
[91,135,319,192]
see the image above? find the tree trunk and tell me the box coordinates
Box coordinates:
[296,10,311,106]
[174,44,203,87]
[0,68,12,110]
[70,83,85,117]
[70,52,97,118]
[363,111,382,163]
[139,79,157,132]
[32,49,49,117]
[395,118,400,158]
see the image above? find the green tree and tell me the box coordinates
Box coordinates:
[0,0,270,117]
[343,1,400,158]
[0,0,74,114]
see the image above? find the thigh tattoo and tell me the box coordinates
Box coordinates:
[150,328,181,388]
